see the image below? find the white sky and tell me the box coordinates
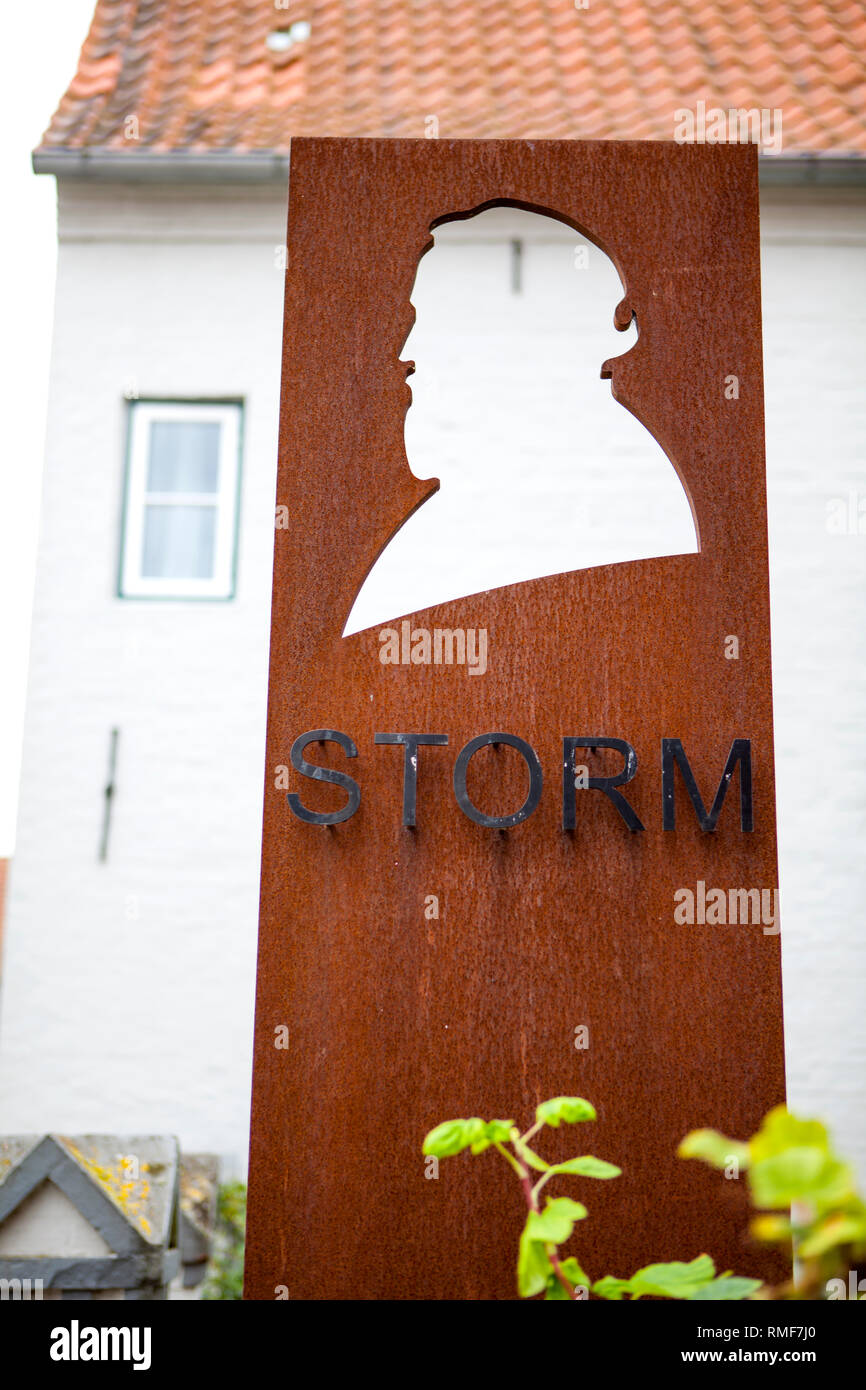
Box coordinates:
[0,2,97,854]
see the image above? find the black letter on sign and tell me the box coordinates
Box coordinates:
[562,737,644,831]
[287,730,361,825]
[453,733,542,829]
[374,733,448,826]
[661,738,753,831]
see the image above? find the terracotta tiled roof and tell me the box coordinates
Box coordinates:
[38,0,866,158]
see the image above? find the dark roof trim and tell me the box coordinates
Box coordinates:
[758,154,866,186]
[32,147,866,186]
[32,149,291,183]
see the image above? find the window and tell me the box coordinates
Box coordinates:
[120,401,242,599]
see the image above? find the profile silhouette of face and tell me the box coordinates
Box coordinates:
[345,206,696,636]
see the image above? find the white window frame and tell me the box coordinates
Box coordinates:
[120,400,242,600]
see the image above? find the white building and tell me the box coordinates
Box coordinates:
[1,1,865,1181]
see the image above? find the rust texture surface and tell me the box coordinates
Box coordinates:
[245,138,787,1300]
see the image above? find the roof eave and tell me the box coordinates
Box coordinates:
[758,152,866,186]
[32,148,292,182]
[32,146,866,186]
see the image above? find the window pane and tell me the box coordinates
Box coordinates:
[141,504,217,579]
[147,420,220,493]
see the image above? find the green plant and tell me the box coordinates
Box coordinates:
[423,1097,761,1301]
[201,1180,247,1300]
[680,1105,866,1300]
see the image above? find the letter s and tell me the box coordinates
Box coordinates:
[286,730,361,825]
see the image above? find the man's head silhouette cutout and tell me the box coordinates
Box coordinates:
[345,206,697,636]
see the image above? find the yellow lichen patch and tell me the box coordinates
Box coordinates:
[59,1138,157,1240]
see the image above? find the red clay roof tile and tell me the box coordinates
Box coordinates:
[37,0,866,157]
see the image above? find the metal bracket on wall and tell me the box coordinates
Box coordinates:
[98,728,120,862]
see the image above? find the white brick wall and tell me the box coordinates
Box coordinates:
[0,181,864,1181]
[0,186,286,1172]
[761,190,866,1175]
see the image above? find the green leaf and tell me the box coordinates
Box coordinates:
[739,1107,860,1216]
[627,1255,716,1299]
[678,1128,749,1170]
[422,1117,485,1158]
[798,1210,866,1259]
[750,1213,792,1243]
[543,1256,591,1299]
[592,1275,631,1300]
[469,1118,515,1155]
[749,1148,855,1212]
[517,1228,553,1298]
[544,1278,571,1300]
[548,1155,621,1180]
[536,1096,597,1128]
[484,1120,514,1144]
[597,1255,721,1301]
[525,1196,588,1245]
[542,1258,588,1300]
[688,1276,763,1301]
[749,1107,830,1164]
[559,1255,590,1288]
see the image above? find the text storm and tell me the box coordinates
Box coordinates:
[280,731,754,831]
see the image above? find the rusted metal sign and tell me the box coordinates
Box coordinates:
[245,138,786,1300]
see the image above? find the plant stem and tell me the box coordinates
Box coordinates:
[531,1169,556,1201]
[516,1149,576,1300]
[520,1120,544,1145]
[494,1141,525,1178]
[548,1246,578,1299]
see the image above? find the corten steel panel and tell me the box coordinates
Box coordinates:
[246,138,787,1300]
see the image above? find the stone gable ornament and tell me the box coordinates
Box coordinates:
[0,1134,179,1299]
[246,138,786,1300]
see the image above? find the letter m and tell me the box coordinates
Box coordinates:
[662,739,753,831]
[731,107,760,143]
[728,887,761,924]
[102,1328,129,1359]
[434,629,466,666]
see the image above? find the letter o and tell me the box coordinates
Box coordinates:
[453,733,542,828]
